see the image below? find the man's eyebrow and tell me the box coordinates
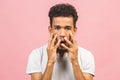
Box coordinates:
[53,25,72,28]
[65,26,72,28]
[66,25,71,27]
[54,25,60,27]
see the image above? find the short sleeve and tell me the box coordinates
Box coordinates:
[82,51,95,76]
[26,49,42,74]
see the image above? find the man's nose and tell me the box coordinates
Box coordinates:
[59,29,66,38]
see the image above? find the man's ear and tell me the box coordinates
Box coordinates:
[48,26,52,33]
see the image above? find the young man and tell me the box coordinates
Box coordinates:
[26,3,95,80]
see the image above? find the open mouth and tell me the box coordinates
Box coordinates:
[60,40,66,44]
[59,40,67,47]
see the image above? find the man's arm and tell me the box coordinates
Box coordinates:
[41,62,54,80]
[83,73,93,80]
[31,72,42,80]
[30,34,61,80]
[72,60,93,80]
[31,62,54,80]
[62,33,94,80]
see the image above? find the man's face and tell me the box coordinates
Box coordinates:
[49,16,77,50]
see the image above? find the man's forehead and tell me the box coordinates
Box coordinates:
[52,17,74,26]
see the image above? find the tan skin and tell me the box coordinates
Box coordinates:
[31,16,93,80]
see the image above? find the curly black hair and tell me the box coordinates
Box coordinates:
[48,3,78,27]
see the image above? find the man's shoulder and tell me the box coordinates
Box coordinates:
[33,44,47,51]
[78,46,93,57]
[29,44,48,56]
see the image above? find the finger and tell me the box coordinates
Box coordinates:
[48,33,54,46]
[64,37,72,46]
[70,33,76,44]
[51,34,57,46]
[70,33,74,42]
[55,39,61,48]
[61,43,69,50]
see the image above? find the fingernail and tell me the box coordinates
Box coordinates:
[59,39,61,41]
[54,34,57,36]
[61,43,64,46]
[64,37,67,40]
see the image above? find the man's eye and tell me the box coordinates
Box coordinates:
[65,27,71,30]
[54,27,60,30]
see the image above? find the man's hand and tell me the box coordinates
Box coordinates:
[47,33,61,64]
[61,33,78,63]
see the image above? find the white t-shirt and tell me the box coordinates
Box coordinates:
[26,44,95,80]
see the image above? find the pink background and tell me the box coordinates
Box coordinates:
[0,0,120,80]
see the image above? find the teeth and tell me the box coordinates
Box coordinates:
[60,41,65,44]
